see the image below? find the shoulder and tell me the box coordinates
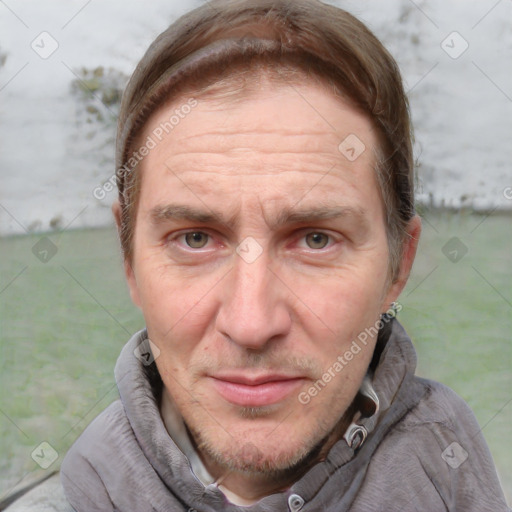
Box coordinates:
[357,378,509,511]
[381,379,491,477]
[60,400,130,511]
[61,399,132,474]
[1,403,129,512]
[64,399,129,454]
[397,378,481,435]
[60,398,168,511]
[2,474,73,512]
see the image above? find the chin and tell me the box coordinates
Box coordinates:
[191,420,329,477]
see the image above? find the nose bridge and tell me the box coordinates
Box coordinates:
[216,251,290,348]
[232,254,270,313]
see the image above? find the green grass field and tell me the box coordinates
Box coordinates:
[0,211,510,503]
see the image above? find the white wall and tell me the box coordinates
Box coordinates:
[0,0,511,235]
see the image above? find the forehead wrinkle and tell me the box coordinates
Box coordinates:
[168,127,353,156]
[171,129,339,145]
[164,156,356,179]
[173,131,354,156]
[169,149,341,157]
[174,128,336,137]
[162,134,376,178]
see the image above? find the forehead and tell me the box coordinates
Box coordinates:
[136,78,382,219]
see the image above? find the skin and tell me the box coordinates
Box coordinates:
[113,76,421,502]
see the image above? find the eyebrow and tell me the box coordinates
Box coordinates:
[148,203,368,230]
[150,204,222,225]
[274,206,367,228]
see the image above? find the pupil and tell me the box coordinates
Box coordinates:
[307,233,327,249]
[186,232,207,248]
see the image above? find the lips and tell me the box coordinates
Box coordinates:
[209,373,305,407]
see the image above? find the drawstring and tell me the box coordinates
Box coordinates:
[343,374,380,450]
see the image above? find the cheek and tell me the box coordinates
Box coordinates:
[294,264,387,328]
[286,267,388,377]
[134,260,213,334]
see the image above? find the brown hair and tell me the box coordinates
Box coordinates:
[115,0,415,281]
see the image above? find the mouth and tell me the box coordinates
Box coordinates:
[208,373,305,407]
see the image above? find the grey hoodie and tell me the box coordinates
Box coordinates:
[60,320,510,511]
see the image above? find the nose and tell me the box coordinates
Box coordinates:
[215,250,292,350]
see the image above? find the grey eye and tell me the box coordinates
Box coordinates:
[305,232,329,249]
[185,232,209,248]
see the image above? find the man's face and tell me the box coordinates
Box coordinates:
[124,78,408,480]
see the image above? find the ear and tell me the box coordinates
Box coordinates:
[112,200,142,309]
[382,215,422,308]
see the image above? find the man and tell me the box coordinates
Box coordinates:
[57,0,509,510]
